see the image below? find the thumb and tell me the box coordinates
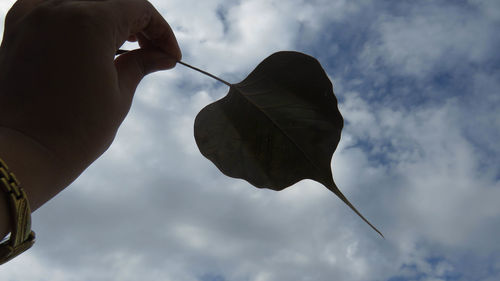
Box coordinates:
[114,48,177,101]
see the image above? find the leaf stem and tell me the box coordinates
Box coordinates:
[115,49,232,87]
[177,61,232,87]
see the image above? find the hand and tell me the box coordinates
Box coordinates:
[0,0,181,219]
[0,0,180,171]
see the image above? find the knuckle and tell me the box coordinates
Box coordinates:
[30,1,107,32]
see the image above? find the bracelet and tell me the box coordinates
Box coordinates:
[0,157,35,265]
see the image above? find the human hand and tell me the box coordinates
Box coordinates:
[0,0,181,221]
[0,0,181,172]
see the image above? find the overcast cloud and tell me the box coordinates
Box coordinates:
[1,0,499,280]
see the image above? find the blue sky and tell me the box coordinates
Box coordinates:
[1,0,499,280]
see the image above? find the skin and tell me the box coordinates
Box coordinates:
[0,0,181,240]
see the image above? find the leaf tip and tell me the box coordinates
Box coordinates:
[326,182,384,238]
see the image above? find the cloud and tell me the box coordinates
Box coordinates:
[359,1,500,79]
[340,91,500,249]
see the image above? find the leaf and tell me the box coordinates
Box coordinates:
[191,51,382,237]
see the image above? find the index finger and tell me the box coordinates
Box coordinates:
[107,0,181,60]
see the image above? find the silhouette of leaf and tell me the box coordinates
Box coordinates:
[191,51,382,237]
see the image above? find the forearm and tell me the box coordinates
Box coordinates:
[0,126,79,238]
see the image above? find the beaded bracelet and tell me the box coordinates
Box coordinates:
[0,157,35,265]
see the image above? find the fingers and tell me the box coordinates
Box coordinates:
[107,0,182,61]
[114,47,177,104]
[109,0,181,105]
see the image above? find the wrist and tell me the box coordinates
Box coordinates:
[0,127,77,213]
[0,157,36,264]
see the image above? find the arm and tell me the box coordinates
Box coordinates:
[0,0,181,241]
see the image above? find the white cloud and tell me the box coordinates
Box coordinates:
[360,1,497,78]
[340,93,500,252]
[157,0,302,76]
[469,0,500,21]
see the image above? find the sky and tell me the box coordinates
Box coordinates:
[1,0,499,280]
